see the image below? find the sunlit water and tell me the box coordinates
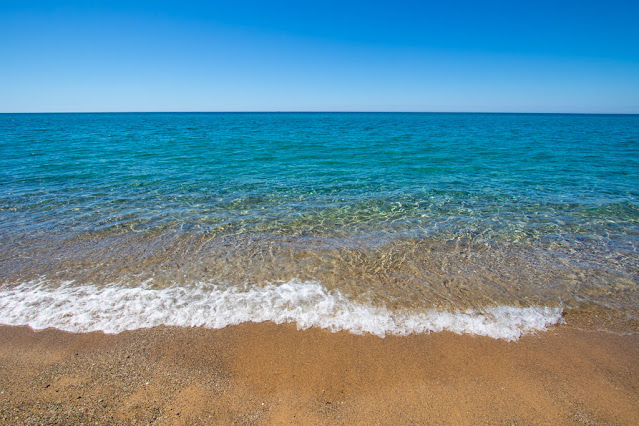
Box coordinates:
[1,113,637,338]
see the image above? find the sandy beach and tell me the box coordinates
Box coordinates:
[1,323,638,424]
[3,0,639,422]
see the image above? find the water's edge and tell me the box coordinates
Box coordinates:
[0,279,564,341]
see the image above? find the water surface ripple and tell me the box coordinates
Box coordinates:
[1,113,637,336]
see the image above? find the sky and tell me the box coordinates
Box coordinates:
[1,0,639,113]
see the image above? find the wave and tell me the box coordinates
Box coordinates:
[0,279,563,341]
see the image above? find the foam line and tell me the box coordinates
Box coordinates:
[0,280,562,341]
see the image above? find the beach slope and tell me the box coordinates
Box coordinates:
[1,323,638,424]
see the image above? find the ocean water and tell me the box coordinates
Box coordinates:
[0,112,637,340]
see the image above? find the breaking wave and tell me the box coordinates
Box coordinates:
[0,279,563,341]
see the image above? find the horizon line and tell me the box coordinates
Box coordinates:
[1,111,638,115]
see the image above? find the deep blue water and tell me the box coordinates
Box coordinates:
[1,113,637,242]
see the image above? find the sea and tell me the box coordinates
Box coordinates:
[0,112,637,340]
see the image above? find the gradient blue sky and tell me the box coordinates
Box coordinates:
[2,1,639,113]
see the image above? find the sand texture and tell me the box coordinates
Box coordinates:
[1,323,638,424]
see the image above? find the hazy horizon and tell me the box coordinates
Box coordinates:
[2,111,639,115]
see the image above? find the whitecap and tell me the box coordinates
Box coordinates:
[0,279,563,341]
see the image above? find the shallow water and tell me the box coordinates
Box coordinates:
[1,113,637,338]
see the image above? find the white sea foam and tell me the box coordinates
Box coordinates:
[0,279,563,341]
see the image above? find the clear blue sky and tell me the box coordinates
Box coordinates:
[2,1,638,113]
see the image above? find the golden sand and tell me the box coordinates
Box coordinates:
[1,323,638,424]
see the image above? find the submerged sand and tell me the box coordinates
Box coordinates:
[1,323,638,424]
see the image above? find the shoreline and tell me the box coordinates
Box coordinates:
[1,323,638,424]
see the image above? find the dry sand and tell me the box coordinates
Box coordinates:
[1,322,638,424]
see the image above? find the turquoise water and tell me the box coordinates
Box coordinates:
[1,113,638,336]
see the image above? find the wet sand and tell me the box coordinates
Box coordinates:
[1,323,638,424]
